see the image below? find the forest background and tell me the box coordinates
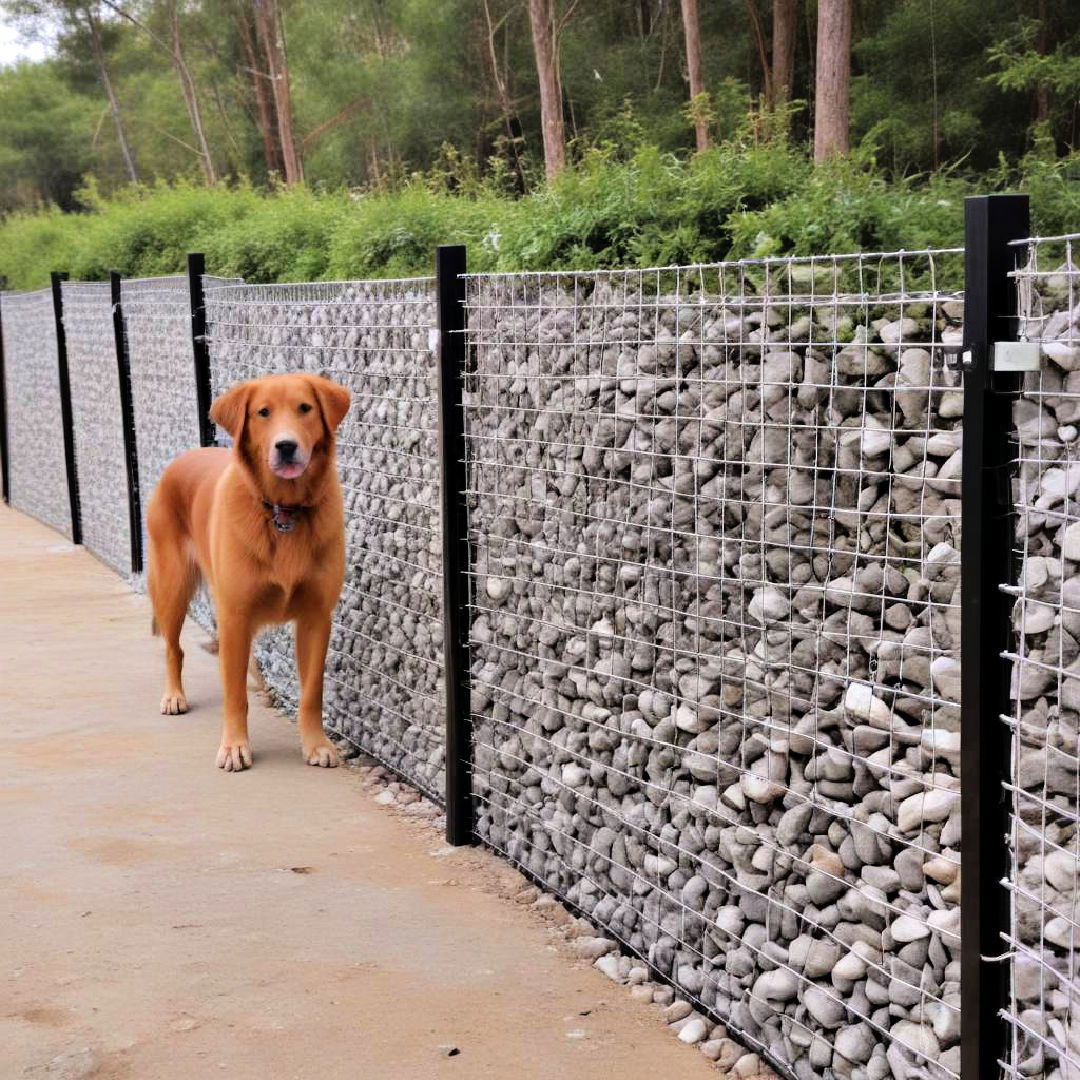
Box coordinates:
[0,0,1077,289]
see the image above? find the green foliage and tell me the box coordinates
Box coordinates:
[0,60,98,212]
[3,144,1078,292]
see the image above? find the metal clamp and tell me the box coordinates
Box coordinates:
[992,340,1041,372]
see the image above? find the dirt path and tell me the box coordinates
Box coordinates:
[0,507,719,1080]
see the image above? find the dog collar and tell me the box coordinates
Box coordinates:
[263,501,307,534]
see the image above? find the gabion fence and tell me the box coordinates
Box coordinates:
[204,279,446,799]
[1004,233,1080,1080]
[461,254,965,1079]
[60,281,131,575]
[120,275,201,564]
[2,198,1078,1080]
[0,287,72,539]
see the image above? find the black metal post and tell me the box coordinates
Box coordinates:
[436,244,473,846]
[0,292,9,505]
[111,272,143,574]
[187,252,215,447]
[51,271,81,545]
[961,193,1029,1080]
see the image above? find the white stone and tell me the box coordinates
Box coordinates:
[677,1018,708,1044]
[889,1020,940,1061]
[891,915,931,942]
[844,683,892,728]
[485,577,510,601]
[897,788,959,833]
[1043,848,1080,893]
[1045,916,1076,949]
[1045,341,1080,370]
[593,954,624,982]
[1063,521,1080,562]
[929,656,961,701]
[752,968,798,1002]
[748,585,790,624]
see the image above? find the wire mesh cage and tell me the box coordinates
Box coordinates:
[0,287,71,539]
[120,275,201,566]
[460,251,965,1079]
[1004,233,1080,1080]
[60,281,131,575]
[205,278,446,799]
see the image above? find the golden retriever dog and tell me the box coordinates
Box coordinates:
[146,372,351,771]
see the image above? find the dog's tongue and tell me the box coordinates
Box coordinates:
[274,462,305,479]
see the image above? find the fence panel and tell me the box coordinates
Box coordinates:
[1003,234,1080,1080]
[61,281,131,575]
[120,276,201,560]
[461,254,965,1079]
[0,287,71,538]
[205,280,446,799]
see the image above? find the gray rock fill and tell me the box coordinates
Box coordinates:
[204,279,446,799]
[1,287,71,538]
[1006,245,1080,1080]
[462,265,964,1079]
[61,281,131,576]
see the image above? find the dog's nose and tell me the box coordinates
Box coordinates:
[275,439,298,461]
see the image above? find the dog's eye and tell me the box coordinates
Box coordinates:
[298,403,312,414]
[257,407,270,418]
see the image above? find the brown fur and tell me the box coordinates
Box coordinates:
[146,372,351,771]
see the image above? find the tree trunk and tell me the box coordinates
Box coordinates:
[771,0,796,106]
[813,0,851,160]
[237,6,281,176]
[254,0,303,185]
[482,0,527,192]
[680,0,711,151]
[167,0,216,184]
[1034,0,1051,123]
[527,0,566,182]
[86,7,139,183]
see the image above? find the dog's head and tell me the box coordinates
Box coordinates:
[209,373,351,496]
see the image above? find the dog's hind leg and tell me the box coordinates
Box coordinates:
[148,528,198,716]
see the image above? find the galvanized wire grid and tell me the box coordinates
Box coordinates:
[0,287,71,539]
[119,274,199,567]
[60,281,131,575]
[461,252,965,1080]
[1004,234,1080,1080]
[205,278,446,799]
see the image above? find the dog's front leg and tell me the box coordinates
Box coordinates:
[295,608,340,768]
[216,611,254,771]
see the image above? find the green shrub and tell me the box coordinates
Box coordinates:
[0,146,1077,292]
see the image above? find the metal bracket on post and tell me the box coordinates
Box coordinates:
[960,193,1030,1080]
[0,291,9,505]
[51,271,81,546]
[111,272,143,575]
[436,244,474,847]
[187,252,215,448]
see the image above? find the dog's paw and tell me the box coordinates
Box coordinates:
[160,691,188,715]
[302,740,341,768]
[216,740,253,771]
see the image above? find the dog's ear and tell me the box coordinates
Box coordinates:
[209,381,253,441]
[307,374,351,432]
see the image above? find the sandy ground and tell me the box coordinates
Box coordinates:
[0,506,718,1080]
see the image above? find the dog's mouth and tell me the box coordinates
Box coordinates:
[271,460,308,480]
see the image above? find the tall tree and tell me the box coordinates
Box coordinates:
[235,1,281,176]
[680,0,710,150]
[253,0,301,184]
[813,0,852,159]
[527,0,565,181]
[99,0,216,183]
[84,3,139,180]
[3,0,140,181]
[771,0,796,107]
